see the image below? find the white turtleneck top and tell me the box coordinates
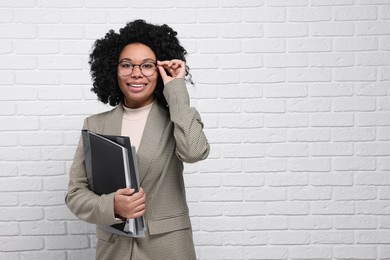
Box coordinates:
[121,102,153,151]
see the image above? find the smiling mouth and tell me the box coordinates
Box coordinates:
[128,83,145,87]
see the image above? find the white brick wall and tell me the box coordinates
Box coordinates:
[0,1,389,259]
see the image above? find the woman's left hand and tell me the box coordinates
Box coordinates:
[157,59,186,84]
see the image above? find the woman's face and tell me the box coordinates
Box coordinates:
[117,43,158,108]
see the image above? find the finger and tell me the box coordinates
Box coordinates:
[116,188,134,195]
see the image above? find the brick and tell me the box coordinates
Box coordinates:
[334,157,376,171]
[268,231,310,245]
[309,83,353,97]
[0,177,42,191]
[0,237,43,252]
[356,142,390,156]
[241,129,287,143]
[335,37,378,51]
[222,174,264,187]
[267,201,310,215]
[193,232,222,246]
[201,217,244,232]
[36,0,82,8]
[288,128,330,142]
[246,216,288,230]
[267,143,309,157]
[244,8,285,22]
[357,112,390,126]
[188,202,223,217]
[185,173,220,187]
[287,98,331,112]
[311,22,354,36]
[243,39,286,53]
[288,7,331,22]
[311,201,355,215]
[15,9,61,23]
[312,0,353,5]
[200,187,243,202]
[310,113,354,127]
[197,39,241,54]
[334,246,377,259]
[0,40,13,54]
[309,53,354,67]
[19,191,66,206]
[200,246,244,260]
[19,162,65,177]
[245,246,288,260]
[334,6,378,21]
[197,9,241,23]
[221,24,263,38]
[0,208,43,221]
[0,56,36,70]
[265,54,309,68]
[85,0,128,7]
[289,187,332,200]
[38,56,84,70]
[45,235,89,249]
[265,114,309,128]
[264,84,307,98]
[266,0,308,7]
[332,127,376,142]
[0,222,18,235]
[241,68,285,83]
[266,172,308,186]
[286,68,331,82]
[245,187,287,201]
[243,99,285,113]
[20,251,67,260]
[334,216,377,229]
[0,25,36,39]
[356,201,390,214]
[265,24,308,38]
[223,231,267,245]
[288,38,332,53]
[221,54,263,69]
[61,9,106,24]
[311,143,354,156]
[244,158,287,173]
[219,114,264,128]
[356,231,390,244]
[289,216,332,230]
[310,172,353,186]
[289,158,331,172]
[289,246,332,259]
[333,187,377,200]
[20,221,66,235]
[358,21,390,35]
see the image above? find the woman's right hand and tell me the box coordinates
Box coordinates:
[114,188,146,219]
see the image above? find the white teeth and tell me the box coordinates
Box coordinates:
[128,84,144,87]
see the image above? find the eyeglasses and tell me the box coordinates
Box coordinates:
[117,60,157,77]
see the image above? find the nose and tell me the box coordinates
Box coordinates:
[130,65,143,78]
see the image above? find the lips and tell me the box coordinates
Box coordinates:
[126,83,147,92]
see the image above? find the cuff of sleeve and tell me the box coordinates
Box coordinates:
[101,193,124,225]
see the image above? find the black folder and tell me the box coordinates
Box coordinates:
[81,130,145,237]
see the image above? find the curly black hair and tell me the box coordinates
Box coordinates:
[89,19,191,107]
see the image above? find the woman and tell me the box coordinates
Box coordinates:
[65,19,210,259]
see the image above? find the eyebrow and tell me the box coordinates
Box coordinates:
[118,58,156,63]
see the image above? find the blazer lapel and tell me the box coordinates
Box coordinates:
[101,105,123,136]
[137,102,169,184]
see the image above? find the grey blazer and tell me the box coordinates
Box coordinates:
[65,79,210,259]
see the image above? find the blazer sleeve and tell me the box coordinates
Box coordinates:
[163,78,210,163]
[65,117,123,226]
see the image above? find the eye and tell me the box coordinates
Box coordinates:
[141,63,155,69]
[120,62,133,68]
